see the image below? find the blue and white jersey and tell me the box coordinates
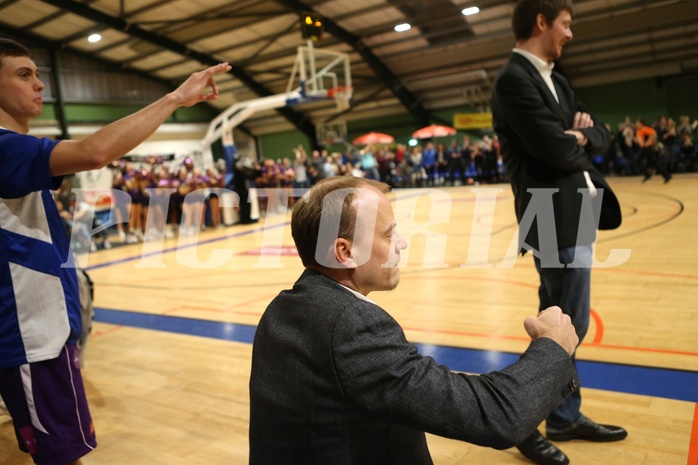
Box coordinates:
[0,128,82,369]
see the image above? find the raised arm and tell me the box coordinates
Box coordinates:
[333,303,579,450]
[294,145,307,163]
[49,63,231,176]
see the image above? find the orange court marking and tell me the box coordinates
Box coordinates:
[91,325,124,338]
[688,403,698,465]
[589,309,604,344]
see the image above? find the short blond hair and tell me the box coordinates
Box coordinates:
[291,177,390,269]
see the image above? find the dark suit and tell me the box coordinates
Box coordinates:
[249,269,578,465]
[491,52,622,431]
[491,53,621,257]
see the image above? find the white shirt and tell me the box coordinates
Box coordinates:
[513,48,559,103]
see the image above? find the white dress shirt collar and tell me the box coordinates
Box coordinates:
[513,48,554,73]
[336,282,376,304]
[513,48,559,103]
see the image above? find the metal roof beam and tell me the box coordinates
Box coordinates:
[37,0,318,143]
[273,0,444,127]
[0,23,255,138]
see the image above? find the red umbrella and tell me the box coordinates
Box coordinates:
[412,124,457,139]
[352,132,394,145]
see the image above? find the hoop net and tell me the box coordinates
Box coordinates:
[328,86,353,111]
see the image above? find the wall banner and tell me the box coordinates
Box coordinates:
[453,113,492,130]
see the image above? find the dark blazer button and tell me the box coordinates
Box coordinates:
[562,378,578,397]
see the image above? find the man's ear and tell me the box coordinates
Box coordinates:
[334,238,357,269]
[535,13,547,33]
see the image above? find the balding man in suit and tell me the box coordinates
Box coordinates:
[249,176,580,465]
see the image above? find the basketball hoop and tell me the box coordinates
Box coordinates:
[202,41,353,165]
[327,86,352,98]
[328,86,352,112]
[317,120,347,147]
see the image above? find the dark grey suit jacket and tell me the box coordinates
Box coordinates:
[249,269,578,465]
[491,53,622,255]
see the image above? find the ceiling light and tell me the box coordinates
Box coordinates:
[394,23,411,32]
[87,33,102,43]
[462,6,480,16]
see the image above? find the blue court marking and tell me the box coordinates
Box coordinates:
[417,343,698,403]
[96,308,257,344]
[95,308,698,403]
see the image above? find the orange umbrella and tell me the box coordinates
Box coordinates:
[412,124,457,139]
[352,132,394,145]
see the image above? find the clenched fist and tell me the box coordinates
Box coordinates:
[524,306,579,356]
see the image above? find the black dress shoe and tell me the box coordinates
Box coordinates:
[547,416,628,442]
[516,430,569,465]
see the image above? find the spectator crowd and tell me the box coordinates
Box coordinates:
[603,114,697,178]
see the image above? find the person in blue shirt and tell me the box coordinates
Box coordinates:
[0,37,229,465]
[420,141,437,186]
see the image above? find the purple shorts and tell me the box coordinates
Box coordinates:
[0,344,97,465]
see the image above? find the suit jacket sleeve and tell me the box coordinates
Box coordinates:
[331,301,579,449]
[552,72,610,157]
[493,61,607,172]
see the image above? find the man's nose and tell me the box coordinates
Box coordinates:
[394,232,408,251]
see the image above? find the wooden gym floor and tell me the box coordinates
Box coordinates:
[2,173,697,465]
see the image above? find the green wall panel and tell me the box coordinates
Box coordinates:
[666,74,698,119]
[172,105,219,121]
[259,130,311,161]
[60,103,217,124]
[65,103,145,122]
[38,103,56,121]
[576,78,668,130]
